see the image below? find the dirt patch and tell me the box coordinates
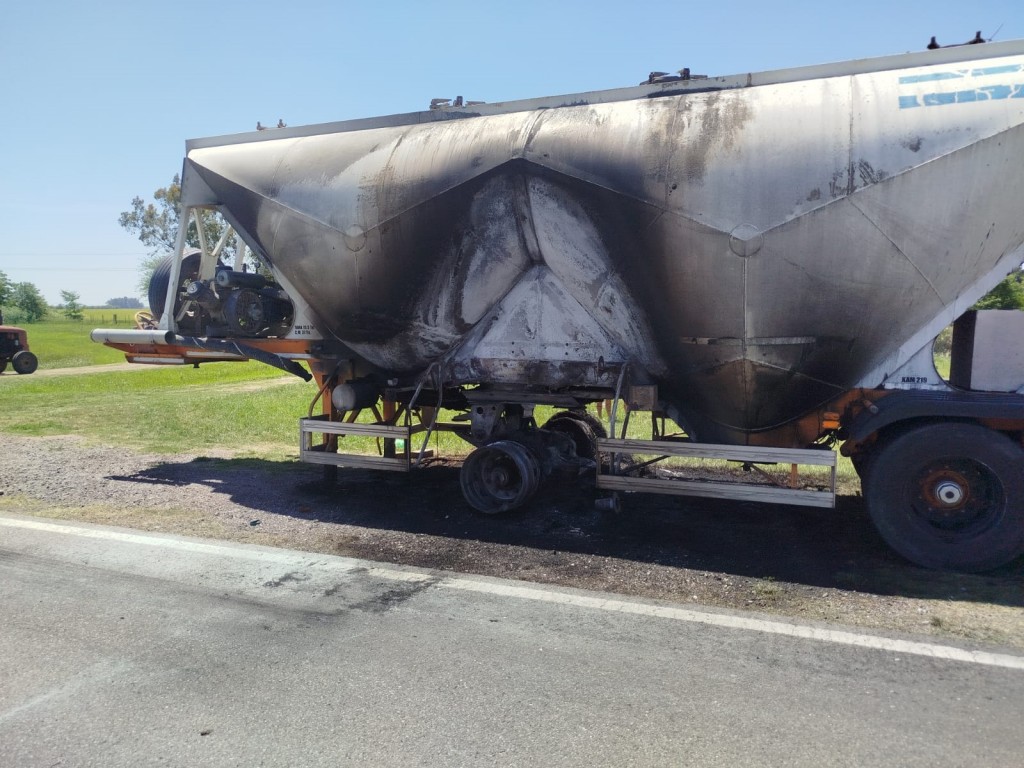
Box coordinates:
[1,434,1021,650]
[2,363,147,377]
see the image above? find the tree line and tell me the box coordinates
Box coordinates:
[0,270,49,322]
[0,269,141,324]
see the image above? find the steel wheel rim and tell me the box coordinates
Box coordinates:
[911,459,1003,534]
[461,441,540,514]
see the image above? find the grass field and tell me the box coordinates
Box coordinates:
[1,360,308,456]
[7,308,142,369]
[0,307,313,454]
[1,308,881,488]
[0,310,492,458]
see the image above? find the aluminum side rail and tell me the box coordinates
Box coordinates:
[596,438,837,508]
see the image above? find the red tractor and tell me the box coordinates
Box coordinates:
[0,312,38,374]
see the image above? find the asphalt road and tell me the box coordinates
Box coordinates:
[2,513,1022,768]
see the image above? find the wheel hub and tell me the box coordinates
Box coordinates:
[914,462,998,532]
[487,464,513,490]
[933,479,965,507]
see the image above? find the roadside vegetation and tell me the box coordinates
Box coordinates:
[1,310,863,493]
[12,309,138,369]
[1,362,303,456]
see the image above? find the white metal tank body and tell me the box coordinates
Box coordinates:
[181,41,1024,443]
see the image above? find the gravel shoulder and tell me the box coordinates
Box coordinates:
[2,433,1021,650]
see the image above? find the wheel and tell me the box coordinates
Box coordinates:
[850,449,876,493]
[864,422,1024,572]
[460,440,541,514]
[565,409,607,439]
[0,358,7,374]
[12,350,38,375]
[542,410,607,460]
[148,249,202,321]
[850,451,869,480]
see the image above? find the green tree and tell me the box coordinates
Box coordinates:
[0,269,11,308]
[60,290,84,321]
[972,271,1024,310]
[118,174,234,294]
[11,282,48,322]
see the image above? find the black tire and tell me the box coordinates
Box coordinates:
[0,358,7,374]
[864,422,1024,572]
[850,451,869,480]
[148,249,202,321]
[542,410,607,460]
[12,350,37,375]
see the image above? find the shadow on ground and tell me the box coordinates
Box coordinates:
[109,455,1024,609]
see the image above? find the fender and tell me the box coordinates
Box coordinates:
[846,390,1024,442]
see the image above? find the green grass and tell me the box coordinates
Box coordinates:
[0,307,486,457]
[77,306,146,326]
[6,367,283,456]
[0,361,309,456]
[7,308,138,369]
[1,309,862,488]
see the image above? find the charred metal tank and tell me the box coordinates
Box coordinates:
[177,41,1024,444]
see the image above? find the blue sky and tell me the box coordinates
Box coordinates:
[2,0,1022,306]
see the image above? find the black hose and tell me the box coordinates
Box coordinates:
[173,335,312,381]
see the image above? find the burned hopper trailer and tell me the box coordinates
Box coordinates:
[95,40,1024,572]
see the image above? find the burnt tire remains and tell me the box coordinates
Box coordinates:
[542,410,606,460]
[460,440,542,514]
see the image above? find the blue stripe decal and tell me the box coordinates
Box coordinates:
[899,83,1024,109]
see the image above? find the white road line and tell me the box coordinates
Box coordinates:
[4,515,1023,671]
[439,578,1024,669]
